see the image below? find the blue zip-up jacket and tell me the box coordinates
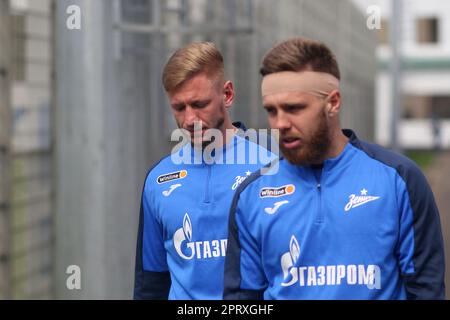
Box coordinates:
[134,124,276,299]
[224,129,445,300]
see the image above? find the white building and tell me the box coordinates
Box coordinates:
[353,0,450,149]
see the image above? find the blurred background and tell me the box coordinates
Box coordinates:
[0,0,448,299]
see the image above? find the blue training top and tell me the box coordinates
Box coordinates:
[224,129,445,300]
[134,126,277,300]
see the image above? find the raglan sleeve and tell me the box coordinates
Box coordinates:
[223,184,268,300]
[395,165,445,300]
[133,173,171,300]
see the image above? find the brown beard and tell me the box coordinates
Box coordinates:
[281,110,330,166]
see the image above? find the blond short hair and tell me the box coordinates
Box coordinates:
[162,42,225,92]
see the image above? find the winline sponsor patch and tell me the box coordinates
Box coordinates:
[157,170,187,184]
[260,184,295,198]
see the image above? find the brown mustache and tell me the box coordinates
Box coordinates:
[280,136,301,141]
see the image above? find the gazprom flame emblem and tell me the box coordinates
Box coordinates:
[174,213,195,259]
[173,213,228,260]
[183,213,192,241]
[281,235,300,286]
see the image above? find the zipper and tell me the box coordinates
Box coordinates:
[312,166,324,224]
[316,182,323,224]
[204,164,211,203]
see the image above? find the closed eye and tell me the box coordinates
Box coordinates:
[191,100,210,109]
[283,103,307,113]
[172,103,185,112]
[263,105,277,116]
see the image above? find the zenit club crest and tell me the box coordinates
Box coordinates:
[157,170,187,184]
[260,184,295,198]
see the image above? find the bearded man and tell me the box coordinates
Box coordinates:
[223,38,445,300]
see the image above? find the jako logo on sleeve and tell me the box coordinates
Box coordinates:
[279,235,382,289]
[173,213,227,260]
[260,184,295,198]
[157,170,187,184]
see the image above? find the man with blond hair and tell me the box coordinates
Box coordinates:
[224,38,445,300]
[134,42,275,299]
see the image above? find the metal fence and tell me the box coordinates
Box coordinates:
[0,0,54,299]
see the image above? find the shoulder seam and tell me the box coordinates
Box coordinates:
[349,141,416,180]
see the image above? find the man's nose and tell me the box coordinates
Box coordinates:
[273,112,291,130]
[184,106,199,127]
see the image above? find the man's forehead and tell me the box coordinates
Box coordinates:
[179,73,215,90]
[169,75,216,102]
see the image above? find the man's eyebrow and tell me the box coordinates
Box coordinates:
[171,102,185,109]
[192,99,209,104]
[190,99,211,107]
[281,102,307,109]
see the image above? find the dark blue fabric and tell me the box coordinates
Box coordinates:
[134,157,171,300]
[233,121,247,131]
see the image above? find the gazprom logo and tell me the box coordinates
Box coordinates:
[281,235,301,286]
[183,213,192,241]
[173,213,227,260]
[279,235,382,289]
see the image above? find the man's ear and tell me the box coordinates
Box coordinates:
[326,90,341,117]
[223,81,234,108]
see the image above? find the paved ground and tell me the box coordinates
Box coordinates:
[424,151,450,299]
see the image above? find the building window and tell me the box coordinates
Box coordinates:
[416,17,439,44]
[377,19,389,44]
[403,95,450,119]
[431,96,450,119]
[11,14,26,81]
